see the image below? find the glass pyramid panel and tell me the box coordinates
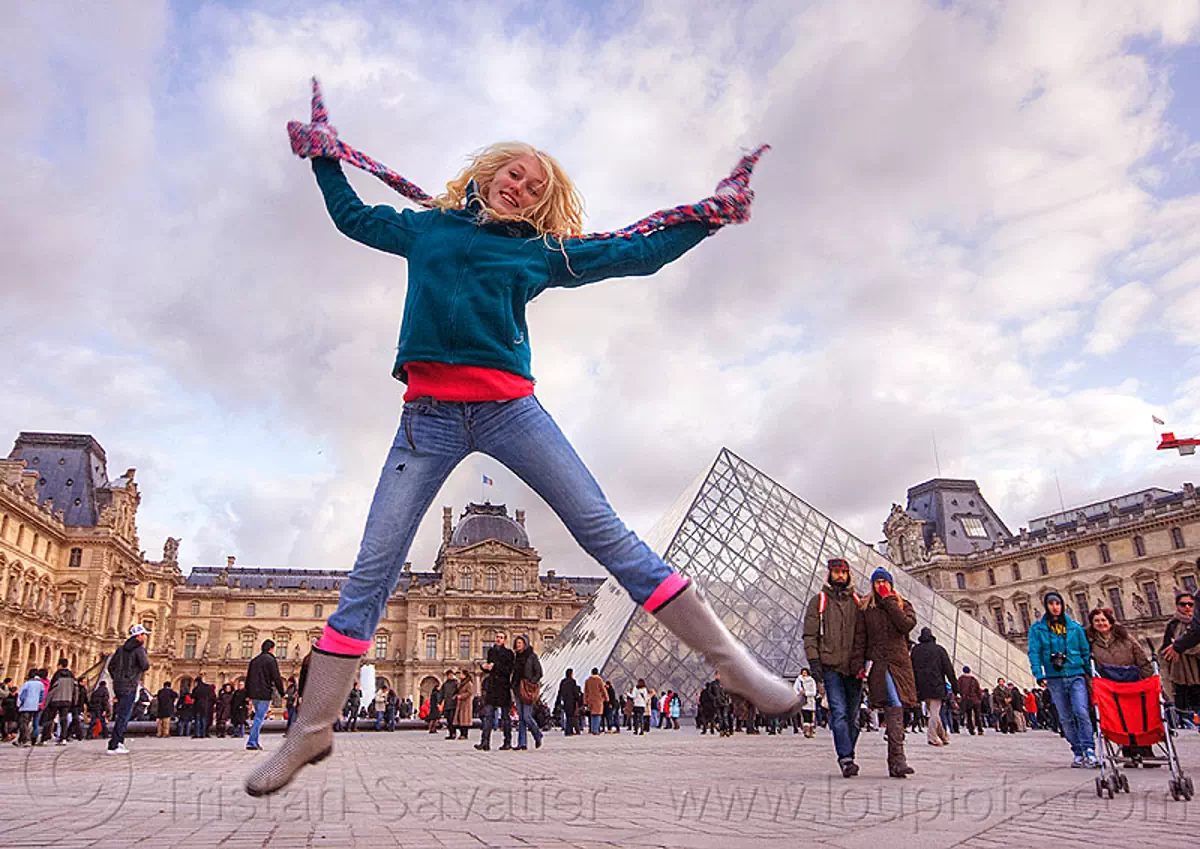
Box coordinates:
[541,449,1034,712]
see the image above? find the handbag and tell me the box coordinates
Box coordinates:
[519,679,540,705]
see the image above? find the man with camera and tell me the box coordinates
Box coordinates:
[1027,591,1095,768]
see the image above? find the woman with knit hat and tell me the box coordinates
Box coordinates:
[861,567,918,778]
[1027,591,1096,768]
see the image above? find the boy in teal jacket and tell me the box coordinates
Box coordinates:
[1027,592,1096,767]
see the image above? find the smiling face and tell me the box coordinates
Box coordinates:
[1090,610,1112,633]
[486,154,547,215]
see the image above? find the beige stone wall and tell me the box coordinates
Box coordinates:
[0,458,182,688]
[902,491,1200,652]
[166,539,590,702]
[0,437,597,702]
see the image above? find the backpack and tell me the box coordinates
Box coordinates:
[817,589,862,638]
[418,698,430,720]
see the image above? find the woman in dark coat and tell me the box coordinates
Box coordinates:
[215,683,234,737]
[425,685,442,734]
[510,635,544,750]
[861,567,918,778]
[176,682,194,738]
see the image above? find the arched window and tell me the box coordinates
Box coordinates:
[280,603,290,617]
[459,571,474,591]
[190,600,200,616]
[1099,542,1111,564]
[955,572,966,590]
[314,603,324,618]
[147,582,156,599]
[1133,535,1146,557]
[544,605,554,620]
[246,602,256,617]
[485,568,499,592]
[68,548,82,568]
[428,604,437,618]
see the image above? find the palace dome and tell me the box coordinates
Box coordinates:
[450,503,529,549]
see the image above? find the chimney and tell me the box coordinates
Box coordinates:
[443,507,453,546]
[227,555,236,568]
[515,509,526,528]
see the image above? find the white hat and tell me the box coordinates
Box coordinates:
[130,624,150,637]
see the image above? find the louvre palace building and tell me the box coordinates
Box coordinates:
[882,477,1200,651]
[0,432,600,702]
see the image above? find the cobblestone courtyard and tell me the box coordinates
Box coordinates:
[2,726,1198,848]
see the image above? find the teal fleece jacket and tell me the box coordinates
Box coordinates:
[312,158,710,382]
[1027,615,1091,680]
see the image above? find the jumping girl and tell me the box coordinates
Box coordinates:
[245,81,799,797]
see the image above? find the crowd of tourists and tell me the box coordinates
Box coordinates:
[7,569,1200,786]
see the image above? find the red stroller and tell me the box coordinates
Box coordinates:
[1090,659,1193,801]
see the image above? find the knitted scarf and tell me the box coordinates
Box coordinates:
[286,78,767,240]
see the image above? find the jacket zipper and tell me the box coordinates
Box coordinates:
[446,226,480,358]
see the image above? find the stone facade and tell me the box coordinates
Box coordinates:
[0,432,601,703]
[0,433,182,686]
[883,477,1200,651]
[168,503,601,703]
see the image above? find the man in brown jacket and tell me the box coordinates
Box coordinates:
[957,666,984,735]
[584,669,607,735]
[803,557,867,778]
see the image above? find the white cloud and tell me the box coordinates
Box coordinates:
[1084,281,1156,354]
[4,0,1200,579]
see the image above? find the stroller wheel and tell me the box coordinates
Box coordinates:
[1118,773,1130,793]
[1170,779,1182,802]
[1184,777,1195,801]
[1095,776,1104,798]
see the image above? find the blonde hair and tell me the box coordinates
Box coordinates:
[433,142,584,238]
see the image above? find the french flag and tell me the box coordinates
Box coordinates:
[482,474,494,486]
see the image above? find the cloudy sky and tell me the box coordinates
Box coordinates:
[5,0,1200,579]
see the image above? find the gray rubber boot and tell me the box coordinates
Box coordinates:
[653,583,801,714]
[244,647,360,796]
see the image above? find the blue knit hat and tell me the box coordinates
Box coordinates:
[870,566,894,586]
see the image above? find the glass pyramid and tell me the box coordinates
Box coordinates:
[541,448,1034,711]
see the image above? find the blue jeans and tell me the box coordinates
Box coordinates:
[247,699,271,748]
[590,714,602,734]
[822,670,863,762]
[517,701,542,749]
[328,397,673,640]
[192,711,208,738]
[1045,676,1093,757]
[108,691,137,750]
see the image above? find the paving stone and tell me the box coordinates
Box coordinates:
[0,726,1197,848]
